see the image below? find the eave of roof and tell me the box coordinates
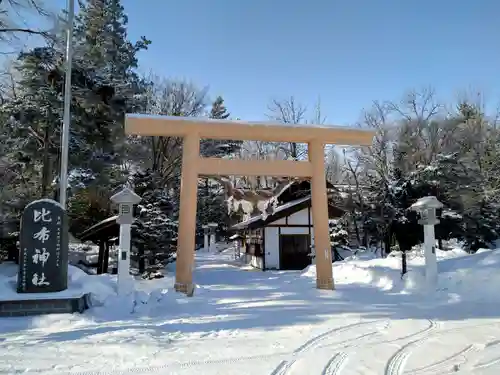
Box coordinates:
[230,195,313,231]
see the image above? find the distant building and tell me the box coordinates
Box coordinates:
[230,180,344,270]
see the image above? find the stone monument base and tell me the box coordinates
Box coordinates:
[0,261,91,317]
[0,293,89,317]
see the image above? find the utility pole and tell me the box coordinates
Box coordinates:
[59,0,75,209]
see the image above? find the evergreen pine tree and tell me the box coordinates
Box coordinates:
[200,96,241,157]
[63,0,150,233]
[0,46,64,198]
[210,96,230,119]
[132,169,178,276]
[70,0,150,182]
[196,96,241,241]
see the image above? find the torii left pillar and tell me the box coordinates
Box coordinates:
[174,134,199,297]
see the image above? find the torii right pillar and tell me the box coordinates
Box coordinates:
[309,140,334,290]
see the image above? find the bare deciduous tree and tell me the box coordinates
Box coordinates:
[0,56,18,103]
[325,146,341,183]
[338,101,395,250]
[266,96,307,160]
[126,76,208,186]
[387,87,449,171]
[0,0,51,42]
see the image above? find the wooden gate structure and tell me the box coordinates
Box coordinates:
[125,114,375,295]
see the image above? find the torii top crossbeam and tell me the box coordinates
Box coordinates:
[125,114,375,145]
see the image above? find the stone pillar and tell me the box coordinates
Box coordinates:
[423,223,438,287]
[175,134,200,296]
[202,225,209,252]
[233,239,239,259]
[208,223,217,252]
[309,244,316,265]
[117,224,132,294]
[308,140,334,290]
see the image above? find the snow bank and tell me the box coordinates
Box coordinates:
[436,248,500,301]
[302,245,500,302]
[83,270,180,317]
[0,263,182,317]
[0,263,102,301]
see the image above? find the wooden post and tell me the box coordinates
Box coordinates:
[175,134,200,296]
[102,241,110,274]
[309,140,334,290]
[97,241,105,275]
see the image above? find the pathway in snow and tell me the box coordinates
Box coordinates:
[1,248,500,374]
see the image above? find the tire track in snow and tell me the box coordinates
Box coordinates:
[1,323,382,375]
[322,352,349,375]
[269,320,388,375]
[407,344,480,375]
[18,321,500,375]
[43,352,291,375]
[383,321,500,375]
[445,340,500,373]
[384,319,440,375]
[474,357,500,371]
[316,321,438,375]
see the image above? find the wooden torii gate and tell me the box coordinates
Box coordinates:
[125,114,375,295]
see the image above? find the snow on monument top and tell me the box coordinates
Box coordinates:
[24,198,65,211]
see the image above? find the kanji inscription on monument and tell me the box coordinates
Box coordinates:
[17,199,69,293]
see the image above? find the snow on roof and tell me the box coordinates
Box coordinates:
[232,195,312,229]
[272,180,297,200]
[79,215,119,238]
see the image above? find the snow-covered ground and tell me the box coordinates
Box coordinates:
[2,244,500,374]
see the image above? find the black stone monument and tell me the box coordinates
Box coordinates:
[17,199,69,293]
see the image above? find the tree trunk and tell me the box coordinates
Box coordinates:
[384,229,392,256]
[290,142,297,159]
[401,249,407,277]
[351,210,361,245]
[138,246,145,273]
[362,220,369,247]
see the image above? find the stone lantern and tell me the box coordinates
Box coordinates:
[110,186,141,295]
[202,225,210,252]
[410,196,443,290]
[207,223,218,252]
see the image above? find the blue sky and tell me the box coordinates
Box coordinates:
[28,0,500,124]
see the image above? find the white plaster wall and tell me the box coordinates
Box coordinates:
[265,226,311,270]
[264,227,279,269]
[280,227,309,235]
[271,217,286,225]
[287,208,310,225]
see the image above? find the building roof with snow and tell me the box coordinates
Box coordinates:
[230,180,344,231]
